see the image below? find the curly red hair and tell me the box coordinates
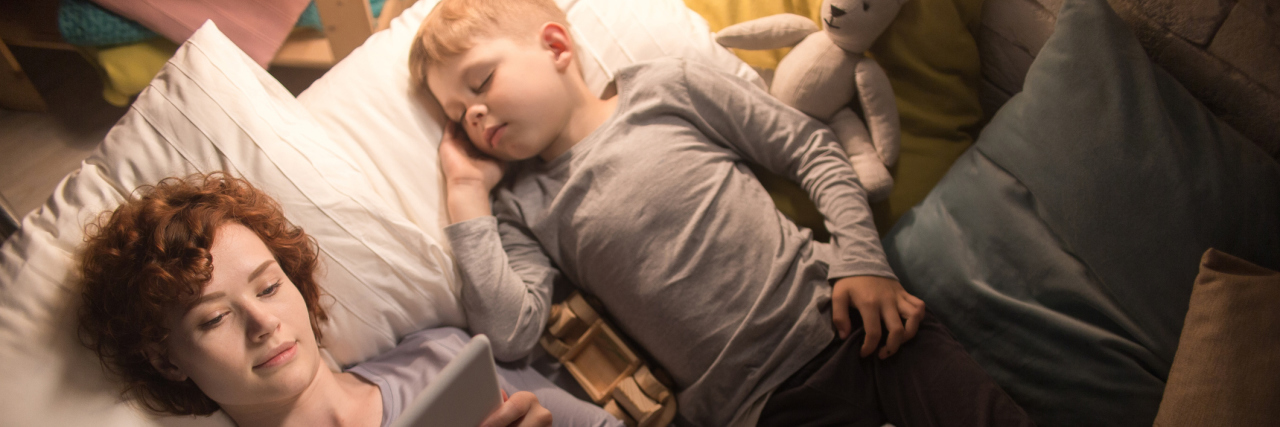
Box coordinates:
[77,172,328,415]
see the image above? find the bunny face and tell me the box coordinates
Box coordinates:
[821,0,906,53]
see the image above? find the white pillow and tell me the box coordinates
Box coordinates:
[0,22,463,427]
[297,0,764,243]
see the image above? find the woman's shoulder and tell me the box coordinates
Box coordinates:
[393,327,473,357]
[348,327,471,372]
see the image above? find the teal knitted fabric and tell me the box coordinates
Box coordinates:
[58,0,386,47]
[57,0,154,46]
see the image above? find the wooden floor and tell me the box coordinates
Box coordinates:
[0,45,324,241]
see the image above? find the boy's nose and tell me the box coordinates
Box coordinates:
[466,104,487,127]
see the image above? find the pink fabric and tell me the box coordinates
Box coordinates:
[90,0,313,67]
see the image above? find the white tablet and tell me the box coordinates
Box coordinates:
[391,335,505,427]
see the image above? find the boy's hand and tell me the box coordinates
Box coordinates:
[440,121,504,223]
[831,276,926,359]
[440,121,504,191]
[480,391,552,427]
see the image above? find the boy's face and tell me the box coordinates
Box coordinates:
[426,30,575,161]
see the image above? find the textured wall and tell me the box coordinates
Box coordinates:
[978,0,1280,158]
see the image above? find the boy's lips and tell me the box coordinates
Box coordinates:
[484,124,506,150]
[254,341,297,370]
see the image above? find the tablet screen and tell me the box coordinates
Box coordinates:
[391,335,504,427]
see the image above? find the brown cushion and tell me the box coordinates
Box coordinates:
[1154,248,1280,427]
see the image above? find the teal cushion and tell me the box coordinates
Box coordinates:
[881,0,1280,425]
[57,0,387,47]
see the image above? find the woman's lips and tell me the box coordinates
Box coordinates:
[254,342,297,370]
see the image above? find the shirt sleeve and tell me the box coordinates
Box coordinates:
[443,198,556,361]
[672,59,897,281]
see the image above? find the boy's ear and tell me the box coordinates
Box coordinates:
[145,344,189,382]
[539,23,574,71]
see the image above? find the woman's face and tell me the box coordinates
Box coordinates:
[155,222,322,407]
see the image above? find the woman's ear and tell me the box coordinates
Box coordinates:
[145,345,188,382]
[539,22,574,71]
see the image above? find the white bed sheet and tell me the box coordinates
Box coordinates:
[0,0,761,425]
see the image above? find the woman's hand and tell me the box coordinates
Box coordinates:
[479,391,552,427]
[440,121,504,223]
[831,275,926,359]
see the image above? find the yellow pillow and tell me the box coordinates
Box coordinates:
[870,0,985,230]
[684,0,986,233]
[682,0,823,71]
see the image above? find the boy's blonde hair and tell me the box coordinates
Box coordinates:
[409,0,570,92]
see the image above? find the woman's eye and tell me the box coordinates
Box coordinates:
[201,313,226,329]
[260,282,281,297]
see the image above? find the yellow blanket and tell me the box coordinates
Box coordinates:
[78,38,177,107]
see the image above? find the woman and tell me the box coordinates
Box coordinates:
[77,172,619,427]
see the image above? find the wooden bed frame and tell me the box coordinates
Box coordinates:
[0,0,416,112]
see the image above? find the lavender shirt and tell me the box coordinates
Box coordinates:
[346,327,621,427]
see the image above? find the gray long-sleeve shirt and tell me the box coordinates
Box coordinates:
[444,58,897,426]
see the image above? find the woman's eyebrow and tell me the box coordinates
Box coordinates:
[187,291,226,311]
[247,259,276,283]
[182,259,276,313]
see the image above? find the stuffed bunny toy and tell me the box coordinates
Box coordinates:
[716,0,906,201]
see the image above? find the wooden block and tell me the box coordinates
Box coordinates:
[603,400,636,427]
[539,335,570,358]
[562,323,640,404]
[548,291,677,427]
[546,303,587,340]
[612,376,662,425]
[633,365,670,402]
[566,292,600,325]
[643,395,679,427]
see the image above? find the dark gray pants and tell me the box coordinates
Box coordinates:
[758,312,1034,427]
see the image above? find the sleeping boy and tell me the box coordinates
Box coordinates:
[411,0,1033,425]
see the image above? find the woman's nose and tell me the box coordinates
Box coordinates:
[244,303,281,342]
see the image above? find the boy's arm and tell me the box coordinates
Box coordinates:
[676,60,889,278]
[675,60,924,359]
[441,124,555,361]
[446,214,557,362]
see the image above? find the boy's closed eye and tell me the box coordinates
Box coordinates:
[454,71,494,122]
[444,71,490,123]
[472,72,493,94]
